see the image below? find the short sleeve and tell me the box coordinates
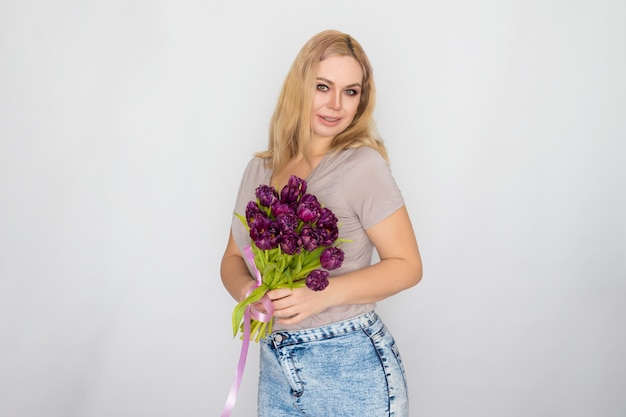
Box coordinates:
[231,157,272,258]
[340,147,405,229]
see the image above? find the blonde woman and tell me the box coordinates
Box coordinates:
[221,29,422,417]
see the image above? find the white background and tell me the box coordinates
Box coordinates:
[1,1,624,416]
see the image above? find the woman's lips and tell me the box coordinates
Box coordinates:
[318,115,341,126]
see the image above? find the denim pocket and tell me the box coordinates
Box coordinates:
[368,324,410,413]
[391,341,409,391]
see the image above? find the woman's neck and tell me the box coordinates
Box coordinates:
[271,151,327,191]
[270,135,332,190]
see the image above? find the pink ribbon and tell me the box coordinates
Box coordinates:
[220,246,273,417]
[245,246,274,323]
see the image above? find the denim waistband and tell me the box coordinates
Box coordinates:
[263,311,382,349]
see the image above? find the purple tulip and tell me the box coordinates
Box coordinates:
[255,185,279,208]
[246,201,266,228]
[280,176,307,203]
[300,226,321,251]
[317,223,339,247]
[306,269,329,291]
[287,175,307,194]
[297,194,321,223]
[249,217,279,250]
[275,212,299,234]
[320,247,344,270]
[280,185,300,204]
[279,232,301,255]
[317,207,338,228]
[270,201,293,218]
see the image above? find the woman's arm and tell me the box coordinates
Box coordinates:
[220,230,257,303]
[328,205,422,304]
[268,205,422,324]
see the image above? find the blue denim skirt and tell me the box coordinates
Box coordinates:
[258,311,409,416]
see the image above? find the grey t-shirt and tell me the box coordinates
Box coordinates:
[231,146,405,330]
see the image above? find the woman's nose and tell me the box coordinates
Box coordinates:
[327,92,341,110]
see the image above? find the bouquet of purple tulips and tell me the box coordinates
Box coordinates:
[232,175,346,341]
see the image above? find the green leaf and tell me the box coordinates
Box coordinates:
[284,269,293,288]
[231,285,268,337]
[234,212,249,230]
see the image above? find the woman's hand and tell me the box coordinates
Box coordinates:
[266,286,331,325]
[238,279,259,303]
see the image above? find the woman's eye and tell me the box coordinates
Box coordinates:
[344,89,359,96]
[317,84,329,92]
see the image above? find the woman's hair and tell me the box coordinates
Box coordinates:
[256,29,388,171]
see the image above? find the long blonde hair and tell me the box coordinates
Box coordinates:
[256,29,388,171]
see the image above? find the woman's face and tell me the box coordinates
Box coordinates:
[310,55,363,142]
